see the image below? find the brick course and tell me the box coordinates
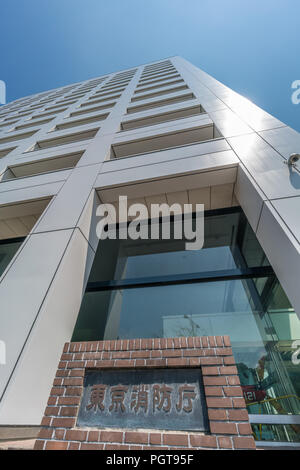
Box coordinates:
[34,335,255,450]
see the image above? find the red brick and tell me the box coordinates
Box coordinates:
[105,444,130,450]
[233,436,256,449]
[150,350,161,358]
[58,396,80,406]
[218,437,233,449]
[46,441,68,450]
[125,432,148,445]
[208,409,227,421]
[52,418,76,428]
[220,366,238,375]
[223,335,231,346]
[238,423,253,435]
[55,429,65,440]
[224,356,236,365]
[68,442,80,450]
[63,378,83,386]
[85,360,95,368]
[189,357,201,366]
[65,430,87,441]
[167,358,189,367]
[114,359,135,368]
[208,336,217,347]
[100,431,123,443]
[215,336,224,347]
[67,361,85,369]
[64,387,82,396]
[203,376,227,386]
[210,422,237,435]
[58,361,67,369]
[228,409,249,421]
[38,428,53,439]
[130,445,143,450]
[47,397,57,406]
[145,359,167,367]
[96,360,114,368]
[204,386,223,396]
[206,397,232,408]
[131,351,151,358]
[53,378,62,386]
[179,337,188,348]
[202,367,219,376]
[215,347,232,356]
[232,397,246,408]
[224,386,243,397]
[69,369,85,377]
[149,433,162,445]
[190,434,217,448]
[162,350,182,357]
[88,431,100,442]
[112,351,131,359]
[201,337,208,348]
[59,406,77,417]
[34,440,45,450]
[135,359,146,366]
[227,376,241,386]
[81,443,104,450]
[163,434,188,447]
[201,357,223,365]
[45,406,59,416]
[56,370,69,378]
[50,387,64,396]
[41,417,51,427]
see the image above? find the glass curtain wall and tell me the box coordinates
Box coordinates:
[72,207,300,443]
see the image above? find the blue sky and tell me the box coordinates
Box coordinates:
[1,0,299,131]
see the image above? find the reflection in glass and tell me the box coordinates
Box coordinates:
[72,208,300,442]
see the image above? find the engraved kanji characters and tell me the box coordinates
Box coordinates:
[176,384,196,412]
[86,384,107,411]
[109,385,128,412]
[153,384,172,412]
[131,385,149,412]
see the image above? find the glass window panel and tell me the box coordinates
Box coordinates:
[0,238,24,277]
[88,211,270,283]
[72,278,300,418]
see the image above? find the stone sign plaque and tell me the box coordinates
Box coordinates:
[77,368,209,432]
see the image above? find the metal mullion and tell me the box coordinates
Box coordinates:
[86,266,275,292]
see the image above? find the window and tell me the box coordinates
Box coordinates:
[111,122,220,158]
[72,207,300,443]
[127,92,195,114]
[54,113,108,131]
[0,237,25,278]
[131,85,189,103]
[120,105,205,131]
[1,151,83,180]
[0,129,37,145]
[27,128,99,151]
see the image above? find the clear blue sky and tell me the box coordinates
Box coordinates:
[1,0,299,131]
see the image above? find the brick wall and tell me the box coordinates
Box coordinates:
[34,336,256,450]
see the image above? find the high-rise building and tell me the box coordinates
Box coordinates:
[0,57,299,449]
